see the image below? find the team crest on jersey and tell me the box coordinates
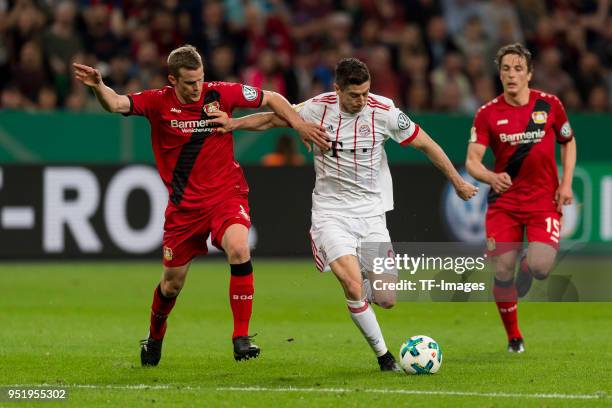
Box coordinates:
[163,246,173,261]
[359,124,370,137]
[326,124,334,133]
[531,111,548,124]
[242,85,258,101]
[203,101,220,114]
[398,112,411,130]
[560,121,572,138]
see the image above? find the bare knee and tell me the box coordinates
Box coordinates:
[161,266,188,297]
[526,243,557,280]
[225,242,250,264]
[160,278,182,297]
[494,265,515,282]
[375,297,396,309]
[372,282,396,308]
[527,261,552,280]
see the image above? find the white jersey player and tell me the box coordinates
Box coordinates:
[220,58,478,372]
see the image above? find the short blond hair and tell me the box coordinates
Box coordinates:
[167,45,203,78]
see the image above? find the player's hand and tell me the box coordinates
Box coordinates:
[294,122,330,152]
[206,110,233,133]
[73,63,102,88]
[555,183,573,212]
[455,180,479,201]
[490,172,512,194]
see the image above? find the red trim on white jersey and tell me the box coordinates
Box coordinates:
[335,114,342,177]
[367,102,390,111]
[367,96,391,111]
[320,105,328,170]
[370,110,376,184]
[400,124,421,146]
[353,116,359,181]
[313,95,337,104]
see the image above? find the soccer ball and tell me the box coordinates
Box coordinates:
[399,335,443,374]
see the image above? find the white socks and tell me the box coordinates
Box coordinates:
[346,298,388,357]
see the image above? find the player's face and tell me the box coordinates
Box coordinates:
[499,54,532,97]
[169,67,204,103]
[336,81,370,114]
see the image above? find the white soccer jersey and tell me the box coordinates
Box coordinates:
[297,92,420,217]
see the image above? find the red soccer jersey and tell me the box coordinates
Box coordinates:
[471,89,574,212]
[126,82,264,209]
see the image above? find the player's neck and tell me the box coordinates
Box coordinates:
[503,88,530,107]
[174,89,189,104]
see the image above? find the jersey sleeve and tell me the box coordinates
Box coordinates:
[125,89,161,118]
[470,107,490,146]
[385,107,420,145]
[551,97,574,144]
[223,83,264,110]
[294,99,316,122]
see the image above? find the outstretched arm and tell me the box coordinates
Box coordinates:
[213,103,329,151]
[73,63,131,113]
[411,128,478,200]
[260,92,329,151]
[225,112,289,132]
[556,138,576,212]
[465,143,513,194]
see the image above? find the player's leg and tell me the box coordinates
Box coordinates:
[516,242,558,296]
[367,271,396,309]
[153,263,191,338]
[141,206,208,366]
[330,254,400,372]
[141,263,190,366]
[516,212,561,296]
[311,214,399,371]
[526,242,557,279]
[486,208,524,352]
[361,215,397,309]
[213,199,259,361]
[220,224,256,340]
[491,250,524,352]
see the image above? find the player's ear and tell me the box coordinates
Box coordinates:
[334,83,341,94]
[168,74,177,86]
[527,70,533,82]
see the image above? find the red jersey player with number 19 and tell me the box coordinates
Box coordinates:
[466,43,577,353]
[73,45,329,366]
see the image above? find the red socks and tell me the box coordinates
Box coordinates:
[149,285,177,341]
[229,261,254,339]
[493,278,522,340]
[148,261,254,341]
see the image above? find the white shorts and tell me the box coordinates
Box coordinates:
[309,212,396,275]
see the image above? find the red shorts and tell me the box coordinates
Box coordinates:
[485,207,561,255]
[161,195,251,267]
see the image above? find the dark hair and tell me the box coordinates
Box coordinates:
[167,44,203,78]
[334,58,370,90]
[495,43,533,72]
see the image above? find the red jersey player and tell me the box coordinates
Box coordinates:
[466,43,577,353]
[73,45,328,365]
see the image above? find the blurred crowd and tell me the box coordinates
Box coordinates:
[0,0,611,113]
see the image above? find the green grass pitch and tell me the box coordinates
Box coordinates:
[1,260,610,407]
